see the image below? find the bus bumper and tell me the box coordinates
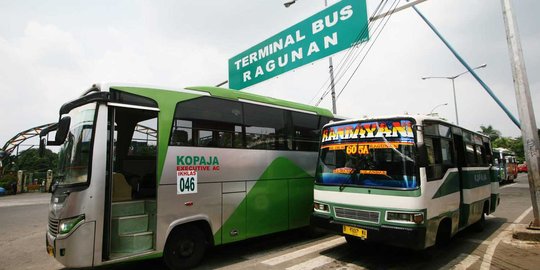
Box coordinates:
[45,221,95,268]
[311,214,426,250]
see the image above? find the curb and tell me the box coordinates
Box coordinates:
[512,223,540,242]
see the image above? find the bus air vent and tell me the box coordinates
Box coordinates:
[48,217,60,236]
[334,207,380,224]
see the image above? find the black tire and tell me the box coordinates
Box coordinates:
[435,221,451,247]
[345,235,366,249]
[473,212,486,232]
[163,225,207,270]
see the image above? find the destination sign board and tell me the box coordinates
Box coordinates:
[228,0,368,90]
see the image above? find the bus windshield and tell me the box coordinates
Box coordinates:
[56,103,96,186]
[316,119,418,189]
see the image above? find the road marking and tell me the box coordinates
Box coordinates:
[286,255,335,270]
[480,206,533,270]
[261,237,345,266]
[464,239,491,245]
[441,253,480,270]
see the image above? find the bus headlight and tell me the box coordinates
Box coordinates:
[314,202,330,213]
[386,212,424,224]
[59,214,85,235]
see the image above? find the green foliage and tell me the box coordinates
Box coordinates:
[478,125,501,141]
[0,174,17,190]
[492,136,525,163]
[478,125,529,163]
[15,148,58,173]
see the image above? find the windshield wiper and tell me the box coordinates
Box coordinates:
[339,168,358,191]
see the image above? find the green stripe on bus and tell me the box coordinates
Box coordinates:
[314,184,421,197]
[431,169,490,199]
[461,169,491,189]
[215,157,313,245]
[432,172,460,199]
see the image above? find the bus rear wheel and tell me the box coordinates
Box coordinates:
[164,225,206,270]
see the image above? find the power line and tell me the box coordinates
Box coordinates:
[310,0,387,105]
[337,0,401,99]
[315,0,402,105]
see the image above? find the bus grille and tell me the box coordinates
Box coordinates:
[334,207,380,223]
[48,217,59,236]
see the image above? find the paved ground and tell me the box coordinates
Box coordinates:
[0,192,63,270]
[0,192,50,208]
[1,174,539,270]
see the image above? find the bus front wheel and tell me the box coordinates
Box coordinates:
[164,225,206,270]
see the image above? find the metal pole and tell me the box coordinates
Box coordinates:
[412,5,521,128]
[451,79,459,125]
[429,103,447,115]
[329,57,337,114]
[215,80,228,87]
[325,0,337,114]
[501,0,540,228]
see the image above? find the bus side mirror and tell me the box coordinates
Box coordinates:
[39,137,47,157]
[55,116,71,143]
[39,122,63,157]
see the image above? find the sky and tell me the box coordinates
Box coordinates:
[1,0,539,151]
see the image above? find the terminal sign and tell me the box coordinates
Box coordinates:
[228,0,368,90]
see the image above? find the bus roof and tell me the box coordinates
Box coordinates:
[322,115,490,140]
[102,83,333,117]
[492,147,515,154]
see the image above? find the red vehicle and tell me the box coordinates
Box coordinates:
[518,163,528,173]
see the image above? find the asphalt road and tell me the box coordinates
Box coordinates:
[1,174,538,270]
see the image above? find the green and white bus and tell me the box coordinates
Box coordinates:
[41,83,335,269]
[311,116,500,249]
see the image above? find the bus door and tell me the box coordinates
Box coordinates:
[453,133,468,229]
[103,104,159,260]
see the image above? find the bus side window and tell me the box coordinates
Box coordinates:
[424,122,455,181]
[171,120,193,146]
[465,143,477,166]
[425,137,443,180]
[171,97,244,148]
[244,103,287,150]
[292,112,320,151]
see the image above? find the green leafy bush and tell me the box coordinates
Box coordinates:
[0,174,18,191]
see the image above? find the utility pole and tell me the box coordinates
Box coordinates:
[501,0,540,228]
[325,0,337,114]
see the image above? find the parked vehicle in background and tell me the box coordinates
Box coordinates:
[492,148,518,183]
[518,162,528,173]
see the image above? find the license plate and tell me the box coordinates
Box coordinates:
[343,225,367,239]
[47,244,54,256]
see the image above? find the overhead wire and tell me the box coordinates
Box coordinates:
[336,0,401,99]
[313,0,402,106]
[310,0,387,105]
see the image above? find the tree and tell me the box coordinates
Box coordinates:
[492,136,525,163]
[478,125,502,141]
[16,148,58,173]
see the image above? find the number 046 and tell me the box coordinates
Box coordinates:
[177,176,197,194]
